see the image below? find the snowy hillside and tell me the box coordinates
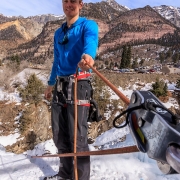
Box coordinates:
[153,5,180,27]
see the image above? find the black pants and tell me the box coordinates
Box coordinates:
[51,78,92,180]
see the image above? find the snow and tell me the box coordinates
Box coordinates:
[92,126,130,147]
[0,133,20,146]
[1,130,180,180]
[11,68,49,86]
[0,88,22,103]
[153,6,180,22]
[0,69,180,179]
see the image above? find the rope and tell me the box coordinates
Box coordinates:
[84,61,130,105]
[73,68,78,180]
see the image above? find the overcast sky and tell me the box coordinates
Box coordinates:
[0,0,180,17]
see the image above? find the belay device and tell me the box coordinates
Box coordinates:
[113,90,180,174]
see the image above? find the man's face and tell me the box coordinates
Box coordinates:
[62,0,83,18]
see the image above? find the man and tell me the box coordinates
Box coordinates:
[44,0,98,179]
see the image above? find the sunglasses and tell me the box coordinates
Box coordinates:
[58,33,69,45]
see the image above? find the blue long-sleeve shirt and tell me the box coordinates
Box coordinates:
[48,17,98,86]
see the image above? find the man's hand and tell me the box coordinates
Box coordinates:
[44,86,53,100]
[78,54,94,71]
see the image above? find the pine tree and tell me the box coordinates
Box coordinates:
[105,60,109,66]
[139,59,145,66]
[163,83,168,96]
[132,57,138,69]
[120,45,127,68]
[126,45,131,68]
[18,74,45,104]
[151,78,168,97]
[166,49,172,60]
[172,53,179,64]
[110,61,114,70]
[176,79,180,88]
[176,79,180,104]
[8,54,21,72]
[159,53,165,64]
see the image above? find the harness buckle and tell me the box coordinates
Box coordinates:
[77,100,90,105]
[66,99,90,106]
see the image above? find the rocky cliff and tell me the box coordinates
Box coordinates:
[0,18,43,52]
[99,5,178,53]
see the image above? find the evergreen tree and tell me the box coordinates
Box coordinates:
[163,83,168,96]
[139,59,145,66]
[166,49,172,59]
[176,79,180,88]
[114,62,118,68]
[120,45,127,68]
[105,60,109,66]
[110,61,114,70]
[176,79,180,104]
[126,45,131,68]
[159,53,165,64]
[18,74,45,104]
[9,54,21,71]
[132,57,138,69]
[151,78,168,97]
[172,53,179,64]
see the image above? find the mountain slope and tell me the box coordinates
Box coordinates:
[0,13,19,24]
[6,19,64,63]
[27,14,65,24]
[80,1,126,21]
[0,18,43,51]
[99,5,178,53]
[153,5,180,28]
[106,0,130,11]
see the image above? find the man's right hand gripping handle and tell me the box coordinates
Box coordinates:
[44,86,53,100]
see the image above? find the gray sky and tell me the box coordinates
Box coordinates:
[0,0,180,17]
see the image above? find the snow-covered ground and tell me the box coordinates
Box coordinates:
[1,129,180,180]
[0,68,180,180]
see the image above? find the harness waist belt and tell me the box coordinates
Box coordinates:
[66,100,90,106]
[57,72,91,81]
[73,72,91,80]
[57,72,91,101]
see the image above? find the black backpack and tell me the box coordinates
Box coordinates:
[88,99,102,122]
